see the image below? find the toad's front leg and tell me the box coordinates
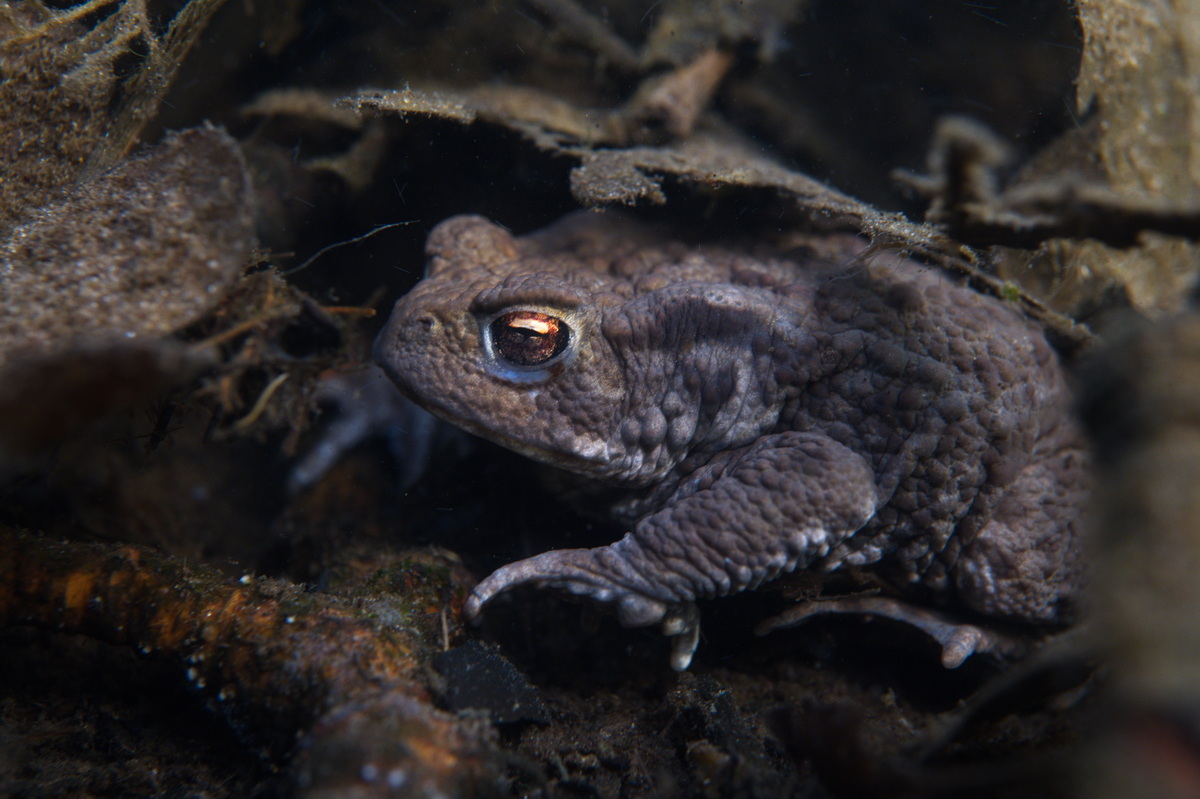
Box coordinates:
[464,431,880,670]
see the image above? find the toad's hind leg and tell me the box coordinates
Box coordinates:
[953,445,1087,625]
[759,440,1087,669]
[756,596,1035,668]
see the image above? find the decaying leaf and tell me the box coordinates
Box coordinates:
[0,0,233,234]
[344,86,1095,352]
[0,126,255,369]
[1076,314,1200,799]
[897,1,1200,316]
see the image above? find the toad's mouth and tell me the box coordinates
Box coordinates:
[420,393,614,474]
[376,359,614,479]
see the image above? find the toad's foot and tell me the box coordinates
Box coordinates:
[661,602,701,671]
[756,596,1034,668]
[463,546,703,671]
[288,365,467,494]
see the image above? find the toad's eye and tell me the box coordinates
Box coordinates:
[489,311,571,367]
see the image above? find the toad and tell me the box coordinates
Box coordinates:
[374,212,1086,670]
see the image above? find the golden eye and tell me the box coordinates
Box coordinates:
[489,311,571,367]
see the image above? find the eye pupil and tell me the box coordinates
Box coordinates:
[491,311,570,367]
